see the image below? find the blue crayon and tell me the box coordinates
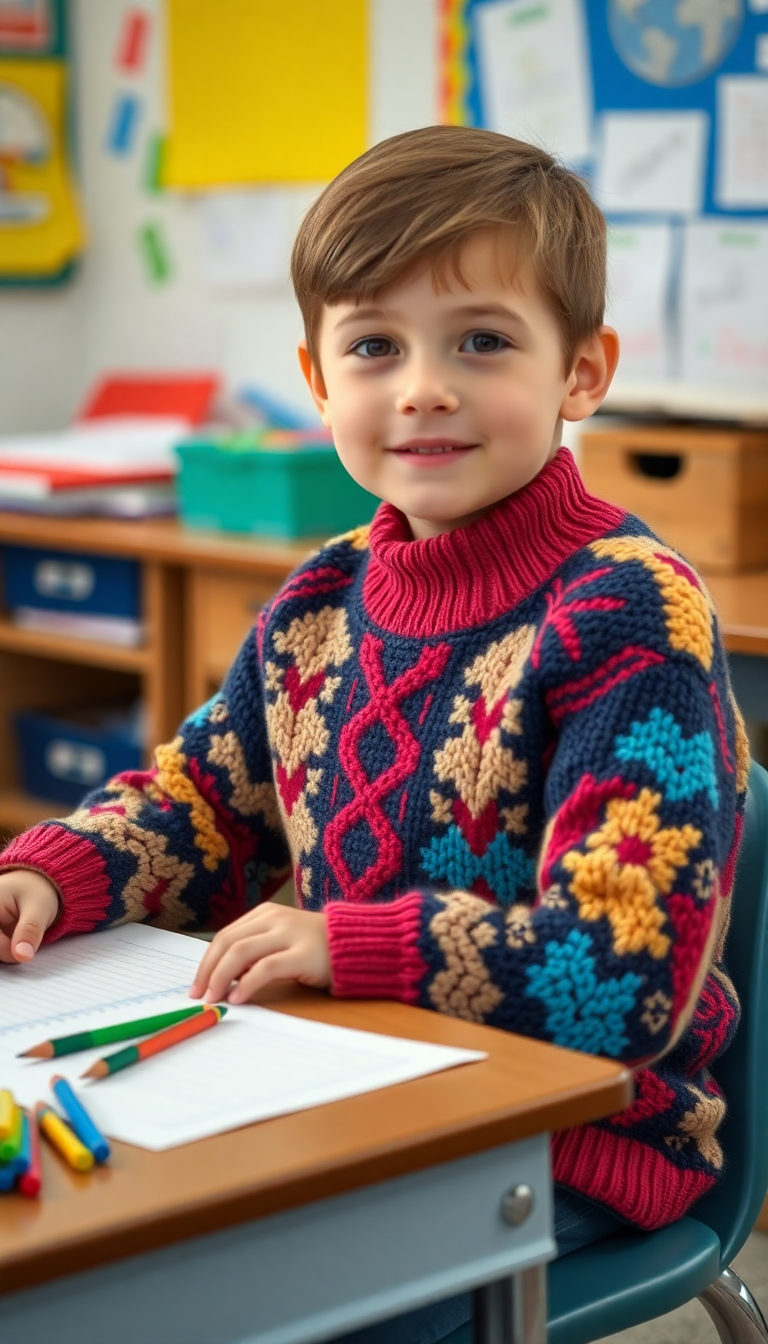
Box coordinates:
[50,1076,110,1164]
[0,1161,16,1192]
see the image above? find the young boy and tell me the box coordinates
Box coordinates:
[0,127,746,1341]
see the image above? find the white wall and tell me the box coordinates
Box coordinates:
[0,0,439,434]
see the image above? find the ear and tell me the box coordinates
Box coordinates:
[560,326,620,423]
[298,340,332,427]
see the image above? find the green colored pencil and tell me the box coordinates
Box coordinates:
[18,1005,210,1059]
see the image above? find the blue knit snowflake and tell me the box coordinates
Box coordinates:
[185,692,224,730]
[525,930,642,1056]
[614,706,718,807]
[420,828,534,905]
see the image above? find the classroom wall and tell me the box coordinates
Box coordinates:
[0,0,439,435]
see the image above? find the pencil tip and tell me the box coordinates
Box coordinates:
[17,1044,50,1058]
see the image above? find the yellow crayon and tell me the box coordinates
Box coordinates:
[0,1089,16,1141]
[35,1103,94,1173]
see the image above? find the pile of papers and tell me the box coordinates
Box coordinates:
[0,418,184,518]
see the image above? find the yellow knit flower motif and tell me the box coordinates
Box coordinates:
[561,789,701,959]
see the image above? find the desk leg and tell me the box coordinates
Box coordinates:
[473,1264,547,1344]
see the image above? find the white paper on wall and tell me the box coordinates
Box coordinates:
[473,0,593,164]
[606,222,674,380]
[595,112,708,215]
[199,189,294,290]
[715,76,768,209]
[680,220,768,387]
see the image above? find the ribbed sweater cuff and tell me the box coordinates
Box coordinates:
[552,1125,716,1230]
[326,893,427,1001]
[0,823,113,942]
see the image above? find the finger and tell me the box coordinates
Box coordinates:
[228,950,303,1003]
[0,929,17,964]
[202,932,289,1004]
[190,909,280,995]
[11,918,47,962]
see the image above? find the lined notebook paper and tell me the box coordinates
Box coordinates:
[0,926,484,1150]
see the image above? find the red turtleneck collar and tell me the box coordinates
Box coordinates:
[362,447,626,637]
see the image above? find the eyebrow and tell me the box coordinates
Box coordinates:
[333,302,529,331]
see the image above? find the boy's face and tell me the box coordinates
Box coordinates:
[300,230,617,540]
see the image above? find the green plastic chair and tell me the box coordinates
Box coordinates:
[446,760,768,1344]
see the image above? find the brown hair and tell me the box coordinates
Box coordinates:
[291,125,607,374]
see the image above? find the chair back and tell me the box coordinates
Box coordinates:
[692,761,768,1265]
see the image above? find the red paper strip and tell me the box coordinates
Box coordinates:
[116,8,150,72]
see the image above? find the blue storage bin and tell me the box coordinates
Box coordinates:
[14,706,144,807]
[1,544,141,618]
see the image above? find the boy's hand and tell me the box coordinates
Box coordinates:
[0,870,60,964]
[190,903,331,1004]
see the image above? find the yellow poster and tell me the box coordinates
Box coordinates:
[164,0,368,187]
[0,57,84,278]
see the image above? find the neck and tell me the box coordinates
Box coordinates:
[362,447,625,637]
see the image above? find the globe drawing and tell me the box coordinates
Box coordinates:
[608,0,743,87]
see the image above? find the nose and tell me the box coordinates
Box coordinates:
[394,357,459,416]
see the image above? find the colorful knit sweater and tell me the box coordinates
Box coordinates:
[1,448,746,1230]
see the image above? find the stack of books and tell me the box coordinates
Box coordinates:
[0,374,219,519]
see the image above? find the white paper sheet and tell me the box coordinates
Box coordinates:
[596,111,708,215]
[679,219,768,386]
[0,418,186,475]
[606,222,674,380]
[199,190,293,290]
[0,926,484,1151]
[716,76,768,209]
[473,0,593,163]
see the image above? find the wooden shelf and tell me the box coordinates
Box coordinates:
[0,789,69,835]
[0,512,313,575]
[0,618,150,672]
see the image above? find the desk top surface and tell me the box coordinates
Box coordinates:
[0,988,631,1295]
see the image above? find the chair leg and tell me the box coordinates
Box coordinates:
[699,1266,768,1344]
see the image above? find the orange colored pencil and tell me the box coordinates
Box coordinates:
[81,1005,227,1080]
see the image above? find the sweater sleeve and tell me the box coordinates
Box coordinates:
[0,618,290,941]
[326,540,748,1067]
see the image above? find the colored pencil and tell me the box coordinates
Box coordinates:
[0,1088,15,1140]
[50,1076,110,1163]
[81,1004,227,1081]
[18,1004,210,1058]
[35,1104,94,1172]
[18,1110,42,1197]
[0,1103,22,1162]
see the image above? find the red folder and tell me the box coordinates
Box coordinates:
[78,374,219,426]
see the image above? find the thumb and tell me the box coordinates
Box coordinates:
[11,920,47,962]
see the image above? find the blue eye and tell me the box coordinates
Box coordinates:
[461,332,511,354]
[351,337,397,358]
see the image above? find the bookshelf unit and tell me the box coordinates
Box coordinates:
[0,514,309,841]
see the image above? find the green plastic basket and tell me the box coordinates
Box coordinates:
[175,435,378,539]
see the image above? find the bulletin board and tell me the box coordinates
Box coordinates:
[163,0,368,187]
[0,0,85,283]
[440,0,768,393]
[443,0,768,217]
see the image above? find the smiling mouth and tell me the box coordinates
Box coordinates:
[389,441,478,455]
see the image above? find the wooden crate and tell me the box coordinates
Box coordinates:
[580,425,768,573]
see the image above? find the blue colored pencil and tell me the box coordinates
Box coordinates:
[50,1075,111,1164]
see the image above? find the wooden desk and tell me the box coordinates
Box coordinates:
[0,989,632,1344]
